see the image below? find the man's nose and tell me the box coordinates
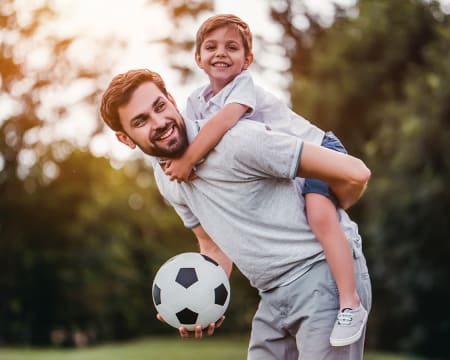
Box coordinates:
[149,113,167,135]
[151,113,166,127]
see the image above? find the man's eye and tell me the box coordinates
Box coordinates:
[132,115,147,127]
[155,102,166,112]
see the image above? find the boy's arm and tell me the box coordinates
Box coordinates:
[297,142,371,209]
[164,103,249,182]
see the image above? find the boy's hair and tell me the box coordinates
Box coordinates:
[195,14,253,57]
[100,69,168,132]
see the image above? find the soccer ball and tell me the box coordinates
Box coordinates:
[152,252,230,331]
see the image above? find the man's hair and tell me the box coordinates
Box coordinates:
[100,69,168,132]
[195,14,253,57]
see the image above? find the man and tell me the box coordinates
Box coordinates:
[100,69,372,360]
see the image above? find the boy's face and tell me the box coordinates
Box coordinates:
[196,26,253,93]
[115,81,188,158]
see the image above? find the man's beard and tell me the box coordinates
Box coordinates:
[153,135,188,158]
[138,123,189,158]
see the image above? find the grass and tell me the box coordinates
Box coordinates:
[0,336,428,360]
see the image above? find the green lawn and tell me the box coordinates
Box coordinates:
[0,337,428,360]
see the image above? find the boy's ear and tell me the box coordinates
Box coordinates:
[116,131,136,149]
[243,52,254,70]
[195,53,203,68]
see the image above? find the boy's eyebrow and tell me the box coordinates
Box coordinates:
[129,96,163,124]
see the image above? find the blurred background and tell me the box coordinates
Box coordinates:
[0,0,449,358]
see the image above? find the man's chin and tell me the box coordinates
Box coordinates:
[146,143,187,158]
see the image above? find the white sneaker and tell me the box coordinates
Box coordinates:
[330,305,368,346]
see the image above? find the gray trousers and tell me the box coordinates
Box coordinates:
[248,255,372,360]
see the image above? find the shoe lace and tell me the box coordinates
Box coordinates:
[337,308,353,326]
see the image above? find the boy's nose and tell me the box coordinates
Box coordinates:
[215,46,226,56]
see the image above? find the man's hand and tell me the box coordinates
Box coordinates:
[156,313,225,339]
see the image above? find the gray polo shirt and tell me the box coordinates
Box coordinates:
[151,120,362,292]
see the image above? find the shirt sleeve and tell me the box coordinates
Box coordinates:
[171,203,201,229]
[224,71,257,116]
[152,164,200,228]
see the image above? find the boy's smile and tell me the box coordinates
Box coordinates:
[196,26,253,94]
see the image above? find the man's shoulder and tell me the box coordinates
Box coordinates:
[228,119,269,135]
[221,120,287,150]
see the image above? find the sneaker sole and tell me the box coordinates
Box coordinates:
[330,311,368,347]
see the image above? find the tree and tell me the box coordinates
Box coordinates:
[0,0,180,344]
[0,0,255,345]
[271,0,450,357]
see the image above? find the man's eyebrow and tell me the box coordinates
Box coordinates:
[130,112,146,125]
[129,96,162,124]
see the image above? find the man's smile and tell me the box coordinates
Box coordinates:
[153,124,176,143]
[158,125,174,140]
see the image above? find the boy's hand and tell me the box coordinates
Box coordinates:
[164,158,195,183]
[156,313,225,339]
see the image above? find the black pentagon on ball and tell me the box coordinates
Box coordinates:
[214,283,228,305]
[153,284,161,305]
[176,308,198,325]
[175,267,198,288]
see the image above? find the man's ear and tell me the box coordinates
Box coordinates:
[243,52,254,70]
[116,131,136,149]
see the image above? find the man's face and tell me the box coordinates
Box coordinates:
[116,82,188,158]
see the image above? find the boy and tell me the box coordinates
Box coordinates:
[163,14,367,346]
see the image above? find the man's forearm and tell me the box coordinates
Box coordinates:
[192,225,233,277]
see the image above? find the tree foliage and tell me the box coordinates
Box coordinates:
[0,0,192,345]
[0,0,255,345]
[272,0,450,357]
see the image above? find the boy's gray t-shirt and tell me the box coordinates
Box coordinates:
[152,120,362,292]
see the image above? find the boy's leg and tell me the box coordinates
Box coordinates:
[302,132,357,307]
[302,131,366,346]
[248,256,371,360]
[305,192,360,310]
[293,257,371,360]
